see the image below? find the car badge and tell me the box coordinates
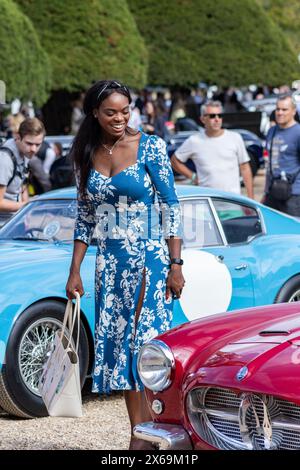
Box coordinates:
[236,366,248,381]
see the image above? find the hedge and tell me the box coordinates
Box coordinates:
[16,0,148,91]
[0,0,51,105]
[128,0,299,86]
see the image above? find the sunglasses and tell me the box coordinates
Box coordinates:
[204,113,223,119]
[97,81,125,100]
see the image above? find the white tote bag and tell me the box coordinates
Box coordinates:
[39,292,83,418]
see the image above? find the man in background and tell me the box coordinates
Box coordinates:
[263,94,300,215]
[171,100,253,198]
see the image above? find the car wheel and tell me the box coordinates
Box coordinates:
[0,300,89,418]
[248,150,259,177]
[275,275,300,303]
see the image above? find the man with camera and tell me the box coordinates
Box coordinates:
[263,94,300,216]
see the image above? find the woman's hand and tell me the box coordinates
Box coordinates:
[166,265,185,300]
[66,270,84,299]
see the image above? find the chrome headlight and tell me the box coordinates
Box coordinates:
[138,339,175,392]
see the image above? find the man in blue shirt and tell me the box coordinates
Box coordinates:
[264,94,300,216]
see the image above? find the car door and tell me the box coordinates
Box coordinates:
[173,197,256,326]
[209,198,260,310]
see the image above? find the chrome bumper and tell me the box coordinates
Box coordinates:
[133,422,193,450]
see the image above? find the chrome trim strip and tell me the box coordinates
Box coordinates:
[133,422,193,450]
[210,196,267,245]
[179,196,226,248]
[272,419,300,431]
[207,197,228,246]
[192,406,300,432]
[205,408,239,422]
[256,206,267,235]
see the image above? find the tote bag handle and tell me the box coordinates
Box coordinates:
[60,292,81,354]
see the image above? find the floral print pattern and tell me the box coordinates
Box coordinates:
[74,133,181,393]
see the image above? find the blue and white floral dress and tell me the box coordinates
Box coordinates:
[74,133,181,393]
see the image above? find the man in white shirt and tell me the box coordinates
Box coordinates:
[171,100,254,198]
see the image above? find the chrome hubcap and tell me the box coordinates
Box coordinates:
[288,289,300,302]
[18,318,63,396]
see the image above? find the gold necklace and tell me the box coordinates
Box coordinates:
[101,133,125,155]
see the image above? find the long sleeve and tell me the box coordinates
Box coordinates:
[145,135,182,238]
[74,188,97,246]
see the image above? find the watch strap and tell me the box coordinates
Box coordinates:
[170,258,184,265]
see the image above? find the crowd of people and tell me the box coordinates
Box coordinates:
[1,82,300,223]
[1,84,300,225]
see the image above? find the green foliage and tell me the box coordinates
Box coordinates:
[128,0,299,86]
[258,0,300,56]
[16,0,148,91]
[0,0,51,105]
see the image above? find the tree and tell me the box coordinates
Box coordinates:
[16,0,148,91]
[128,0,299,86]
[0,0,51,105]
[258,0,300,57]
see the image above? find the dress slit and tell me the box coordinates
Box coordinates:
[134,268,146,331]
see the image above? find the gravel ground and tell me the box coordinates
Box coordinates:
[0,389,130,450]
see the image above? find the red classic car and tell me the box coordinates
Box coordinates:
[134,302,300,450]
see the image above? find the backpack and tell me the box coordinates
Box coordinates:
[0,146,31,188]
[49,153,75,189]
[0,146,18,186]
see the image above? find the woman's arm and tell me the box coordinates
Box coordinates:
[66,240,88,299]
[66,185,97,298]
[145,135,185,299]
[166,237,185,300]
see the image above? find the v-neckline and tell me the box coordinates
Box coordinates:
[92,132,145,179]
[91,162,138,180]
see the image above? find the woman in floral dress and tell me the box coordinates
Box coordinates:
[66,80,184,449]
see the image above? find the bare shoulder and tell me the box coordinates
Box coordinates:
[124,127,141,144]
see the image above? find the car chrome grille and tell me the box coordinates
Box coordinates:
[187,387,300,450]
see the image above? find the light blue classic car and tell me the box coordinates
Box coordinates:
[1,185,300,418]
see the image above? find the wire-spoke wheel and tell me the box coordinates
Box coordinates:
[18,318,63,396]
[0,300,89,418]
[288,289,300,303]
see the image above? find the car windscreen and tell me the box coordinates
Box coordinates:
[0,199,77,242]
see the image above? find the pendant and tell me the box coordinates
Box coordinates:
[109,149,112,155]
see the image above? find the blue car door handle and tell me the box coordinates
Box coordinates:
[235,264,248,271]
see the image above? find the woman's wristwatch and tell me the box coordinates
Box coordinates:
[170,258,184,265]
